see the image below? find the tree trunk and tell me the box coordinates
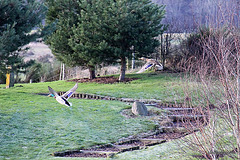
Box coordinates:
[160,33,165,69]
[164,34,169,70]
[119,56,126,81]
[10,71,14,87]
[88,66,96,80]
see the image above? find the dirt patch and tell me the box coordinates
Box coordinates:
[145,132,184,140]
[85,145,120,152]
[68,76,138,84]
[64,152,108,158]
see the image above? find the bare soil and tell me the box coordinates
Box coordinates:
[68,76,138,84]
[64,152,108,158]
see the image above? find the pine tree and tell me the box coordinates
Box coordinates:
[0,0,46,83]
[45,0,115,79]
[102,0,166,81]
[45,0,166,80]
[69,0,116,79]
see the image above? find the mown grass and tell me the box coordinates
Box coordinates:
[78,73,185,102]
[3,72,185,101]
[0,73,191,160]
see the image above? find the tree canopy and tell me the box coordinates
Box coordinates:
[45,0,166,80]
[102,0,166,80]
[0,0,46,82]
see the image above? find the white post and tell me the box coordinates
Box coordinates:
[132,52,135,69]
[131,46,135,70]
[59,63,62,80]
[62,63,65,80]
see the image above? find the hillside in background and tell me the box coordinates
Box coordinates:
[153,0,240,32]
[21,0,240,63]
[20,41,53,63]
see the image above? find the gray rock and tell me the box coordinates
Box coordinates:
[132,101,148,116]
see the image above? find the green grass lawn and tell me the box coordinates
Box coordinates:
[0,73,194,160]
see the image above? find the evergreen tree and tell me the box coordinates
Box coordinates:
[0,0,46,83]
[45,0,166,80]
[69,0,116,79]
[45,0,114,79]
[102,0,166,80]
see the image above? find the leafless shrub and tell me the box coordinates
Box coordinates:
[179,1,240,159]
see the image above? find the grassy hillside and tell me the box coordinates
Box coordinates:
[0,73,194,160]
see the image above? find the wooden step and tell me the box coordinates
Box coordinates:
[112,145,140,152]
[53,150,80,157]
[168,114,206,122]
[162,108,194,111]
[80,150,118,158]
[139,138,166,146]
[116,139,140,145]
[161,127,189,133]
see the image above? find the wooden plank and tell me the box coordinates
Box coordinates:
[139,139,166,146]
[112,145,140,152]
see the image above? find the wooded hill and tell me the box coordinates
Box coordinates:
[153,0,240,32]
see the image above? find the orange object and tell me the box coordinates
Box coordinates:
[6,72,10,89]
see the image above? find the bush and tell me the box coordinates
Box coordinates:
[24,59,61,83]
[24,63,42,83]
[39,61,61,82]
[182,26,240,159]
[181,27,240,74]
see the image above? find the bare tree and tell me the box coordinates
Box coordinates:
[179,1,240,159]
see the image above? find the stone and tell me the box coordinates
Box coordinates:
[132,101,148,116]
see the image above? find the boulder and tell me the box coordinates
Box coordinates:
[132,101,148,116]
